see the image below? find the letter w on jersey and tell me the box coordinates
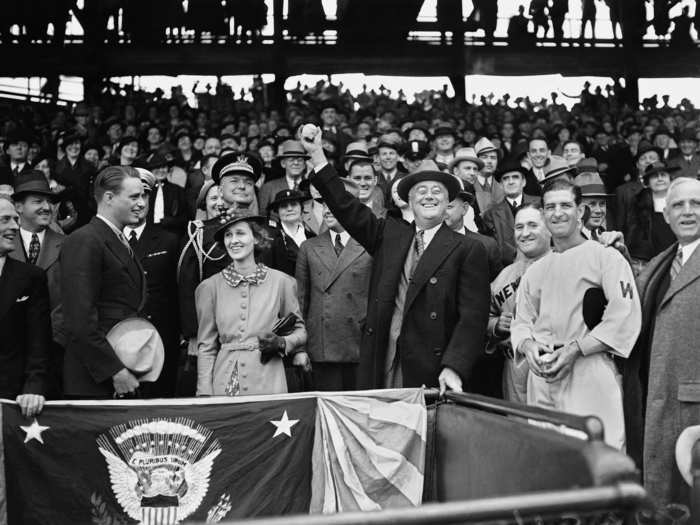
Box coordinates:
[620,280,634,299]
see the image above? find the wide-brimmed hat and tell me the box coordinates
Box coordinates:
[397,166,461,202]
[343,141,370,162]
[542,156,576,183]
[211,153,262,184]
[213,208,267,244]
[404,124,433,141]
[449,147,485,170]
[574,172,612,197]
[404,140,431,161]
[11,171,61,202]
[376,140,402,153]
[267,189,307,212]
[634,141,662,162]
[277,140,310,159]
[106,318,164,383]
[474,137,498,157]
[576,157,599,175]
[642,161,680,182]
[494,158,529,182]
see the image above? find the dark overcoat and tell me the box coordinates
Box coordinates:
[311,164,490,389]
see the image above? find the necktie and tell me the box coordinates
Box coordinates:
[27,233,40,265]
[509,200,518,216]
[334,233,343,257]
[409,230,425,278]
[128,230,138,249]
[293,179,300,191]
[117,232,134,257]
[483,178,492,192]
[670,247,684,280]
[153,183,165,224]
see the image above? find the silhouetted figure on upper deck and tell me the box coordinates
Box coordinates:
[670,6,694,48]
[580,0,598,42]
[650,0,681,41]
[508,5,535,47]
[437,0,462,45]
[189,0,225,43]
[288,0,326,43]
[529,0,549,37]
[604,0,623,43]
[549,0,568,45]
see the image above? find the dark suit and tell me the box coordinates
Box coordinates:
[132,224,181,397]
[667,152,700,180]
[311,164,490,389]
[0,162,31,187]
[61,217,146,397]
[295,231,372,390]
[0,257,50,397]
[615,179,644,240]
[148,180,189,234]
[521,169,544,198]
[462,228,503,281]
[10,229,65,397]
[258,177,294,212]
[482,194,540,266]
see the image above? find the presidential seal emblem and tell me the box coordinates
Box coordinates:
[96,418,222,525]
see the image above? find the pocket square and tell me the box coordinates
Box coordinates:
[146,250,167,258]
[16,296,29,303]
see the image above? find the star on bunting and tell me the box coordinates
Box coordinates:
[269,411,299,438]
[20,419,50,444]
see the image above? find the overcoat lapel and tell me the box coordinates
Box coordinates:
[311,232,336,275]
[91,218,144,298]
[325,238,365,290]
[660,242,700,309]
[404,225,459,313]
[0,259,22,319]
[9,236,26,263]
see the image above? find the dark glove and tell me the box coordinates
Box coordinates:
[258,333,285,364]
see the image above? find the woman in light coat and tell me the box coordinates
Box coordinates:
[195,209,307,396]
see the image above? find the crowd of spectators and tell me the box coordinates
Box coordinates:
[1,77,700,519]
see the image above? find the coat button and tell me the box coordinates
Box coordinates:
[430,312,437,320]
[366,327,374,335]
[241,303,247,309]
[429,277,437,284]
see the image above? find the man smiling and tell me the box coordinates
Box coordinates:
[301,124,489,395]
[512,179,641,449]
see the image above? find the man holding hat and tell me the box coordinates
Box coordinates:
[177,153,265,392]
[574,168,613,240]
[61,165,148,398]
[301,124,490,394]
[0,196,51,416]
[483,158,540,266]
[10,172,65,397]
[474,138,506,213]
[667,128,700,179]
[258,140,309,212]
[144,153,188,234]
[124,168,181,397]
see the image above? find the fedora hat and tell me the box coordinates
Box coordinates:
[494,158,529,182]
[213,208,267,244]
[634,141,662,162]
[542,156,576,183]
[11,171,60,202]
[455,181,476,206]
[145,153,172,171]
[434,125,457,138]
[211,153,262,184]
[267,189,307,212]
[397,165,461,202]
[342,141,370,162]
[448,147,484,170]
[576,157,599,175]
[574,172,612,197]
[277,140,310,159]
[474,137,498,157]
[107,318,164,383]
[679,128,699,143]
[134,167,156,192]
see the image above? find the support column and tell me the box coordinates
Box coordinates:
[450,0,466,103]
[621,0,644,107]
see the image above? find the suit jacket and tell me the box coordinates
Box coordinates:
[148,180,189,234]
[462,228,503,281]
[472,177,505,214]
[0,258,50,397]
[258,177,294,213]
[521,169,544,198]
[615,179,644,240]
[9,228,65,345]
[295,231,372,363]
[61,217,146,397]
[312,164,491,389]
[624,243,700,507]
[0,162,31,187]
[667,152,700,180]
[482,194,540,266]
[269,224,316,277]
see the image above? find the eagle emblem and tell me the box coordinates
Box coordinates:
[97,418,222,525]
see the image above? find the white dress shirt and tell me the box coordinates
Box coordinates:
[282,222,307,247]
[123,223,147,243]
[417,222,442,249]
[153,183,165,224]
[0,255,5,276]
[680,238,700,266]
[332,230,351,247]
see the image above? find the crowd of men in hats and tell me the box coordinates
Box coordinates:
[1,80,700,515]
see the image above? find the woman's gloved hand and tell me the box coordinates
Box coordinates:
[258,333,285,364]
